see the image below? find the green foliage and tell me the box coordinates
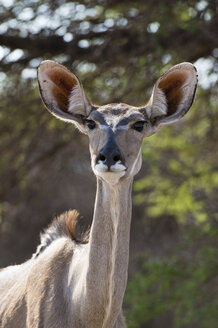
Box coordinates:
[125,229,218,328]
[134,88,218,225]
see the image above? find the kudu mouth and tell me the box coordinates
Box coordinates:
[94,159,126,185]
[95,152,126,175]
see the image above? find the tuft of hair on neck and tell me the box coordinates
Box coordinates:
[64,210,89,243]
[32,210,89,259]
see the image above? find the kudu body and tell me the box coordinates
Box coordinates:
[0,61,197,327]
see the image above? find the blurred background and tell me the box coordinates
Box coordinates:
[0,0,218,327]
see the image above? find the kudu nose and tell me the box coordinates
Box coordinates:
[97,148,122,170]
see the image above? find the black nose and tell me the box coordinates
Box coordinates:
[97,149,122,169]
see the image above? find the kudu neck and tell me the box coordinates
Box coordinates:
[85,176,133,327]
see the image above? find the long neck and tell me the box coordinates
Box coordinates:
[85,177,133,327]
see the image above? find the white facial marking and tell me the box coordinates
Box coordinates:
[116,125,128,130]
[94,161,126,185]
[95,162,108,172]
[95,161,126,173]
[129,147,142,176]
[110,161,126,172]
[99,123,129,131]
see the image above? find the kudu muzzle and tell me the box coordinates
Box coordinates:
[96,128,124,170]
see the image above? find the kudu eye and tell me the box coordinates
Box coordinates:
[132,120,147,132]
[86,119,96,130]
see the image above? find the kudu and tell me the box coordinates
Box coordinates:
[0,61,197,327]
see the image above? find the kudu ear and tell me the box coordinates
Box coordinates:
[146,62,198,129]
[37,60,92,132]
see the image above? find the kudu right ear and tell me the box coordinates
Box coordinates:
[37,61,92,132]
[146,62,198,130]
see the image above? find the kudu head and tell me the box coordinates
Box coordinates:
[38,61,197,185]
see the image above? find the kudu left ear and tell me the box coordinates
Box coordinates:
[37,60,92,132]
[146,62,198,128]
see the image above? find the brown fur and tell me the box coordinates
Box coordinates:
[33,210,89,259]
